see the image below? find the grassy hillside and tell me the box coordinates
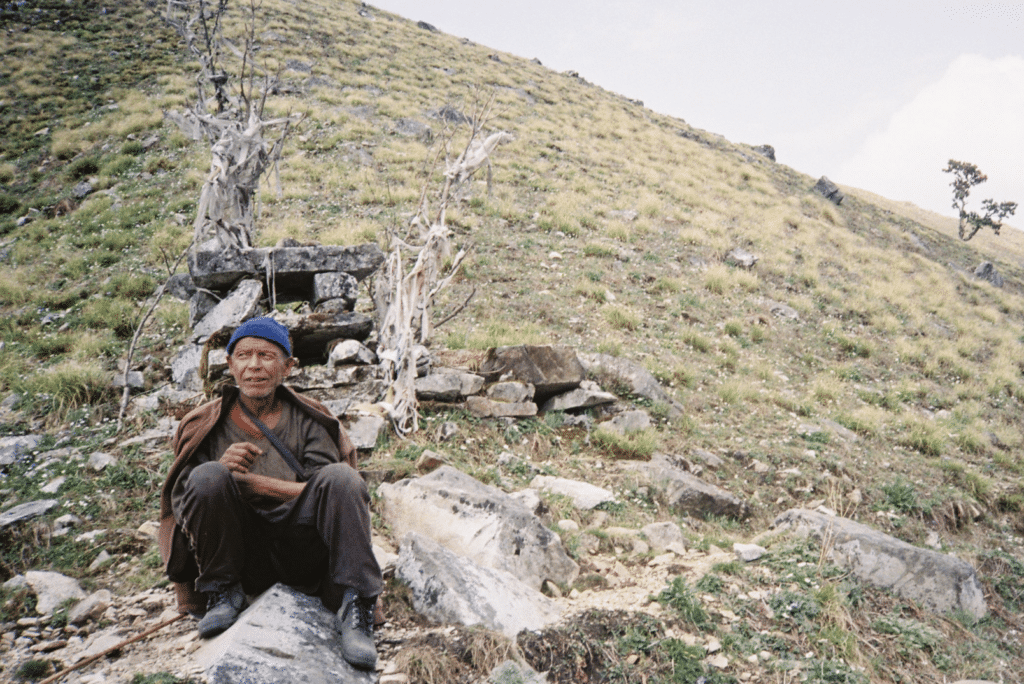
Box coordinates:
[1,1,1024,682]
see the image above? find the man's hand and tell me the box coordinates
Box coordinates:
[219,442,262,473]
[233,471,305,504]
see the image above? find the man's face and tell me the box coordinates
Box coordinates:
[227,337,295,400]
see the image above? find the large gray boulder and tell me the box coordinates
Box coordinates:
[478,345,585,402]
[974,261,1004,288]
[813,176,844,205]
[774,508,987,619]
[378,466,579,589]
[578,353,682,418]
[396,532,562,638]
[623,453,750,519]
[194,583,374,684]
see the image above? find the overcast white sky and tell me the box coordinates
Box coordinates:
[368,0,1023,221]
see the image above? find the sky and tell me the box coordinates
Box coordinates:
[368,0,1023,221]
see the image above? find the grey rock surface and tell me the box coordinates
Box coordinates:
[270,310,374,362]
[344,414,386,450]
[379,466,579,589]
[529,475,617,510]
[624,454,750,519]
[189,289,220,327]
[598,409,652,435]
[68,589,113,625]
[478,345,585,401]
[25,571,86,615]
[578,353,682,417]
[813,176,844,205]
[540,379,616,412]
[189,243,385,290]
[0,434,43,467]
[465,396,538,418]
[395,532,561,638]
[691,448,725,469]
[774,508,987,619]
[415,370,484,401]
[193,583,375,684]
[0,499,59,528]
[642,522,686,553]
[974,261,1004,288]
[485,381,535,403]
[164,272,197,301]
[111,370,144,389]
[733,542,766,562]
[312,272,358,308]
[192,279,264,342]
[328,340,377,367]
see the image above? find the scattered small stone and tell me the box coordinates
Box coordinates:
[88,550,113,571]
[415,449,445,472]
[733,543,766,562]
[41,476,67,494]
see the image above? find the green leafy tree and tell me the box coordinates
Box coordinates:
[943,159,1018,241]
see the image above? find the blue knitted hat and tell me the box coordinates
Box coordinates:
[226,317,292,357]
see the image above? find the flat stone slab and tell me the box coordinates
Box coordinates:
[465,396,538,418]
[192,279,263,342]
[540,380,616,412]
[1,499,59,528]
[774,508,987,619]
[529,475,617,510]
[189,243,385,291]
[194,583,376,684]
[415,370,484,402]
[344,414,386,450]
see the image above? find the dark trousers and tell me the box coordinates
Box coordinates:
[173,461,383,610]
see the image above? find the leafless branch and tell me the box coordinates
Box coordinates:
[117,240,195,431]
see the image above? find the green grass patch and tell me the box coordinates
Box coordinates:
[593,427,657,459]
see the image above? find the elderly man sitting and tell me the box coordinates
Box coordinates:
[158,317,383,669]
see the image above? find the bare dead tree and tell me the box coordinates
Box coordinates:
[374,93,511,436]
[164,0,301,251]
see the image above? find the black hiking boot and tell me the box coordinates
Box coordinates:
[336,587,377,669]
[197,582,247,638]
